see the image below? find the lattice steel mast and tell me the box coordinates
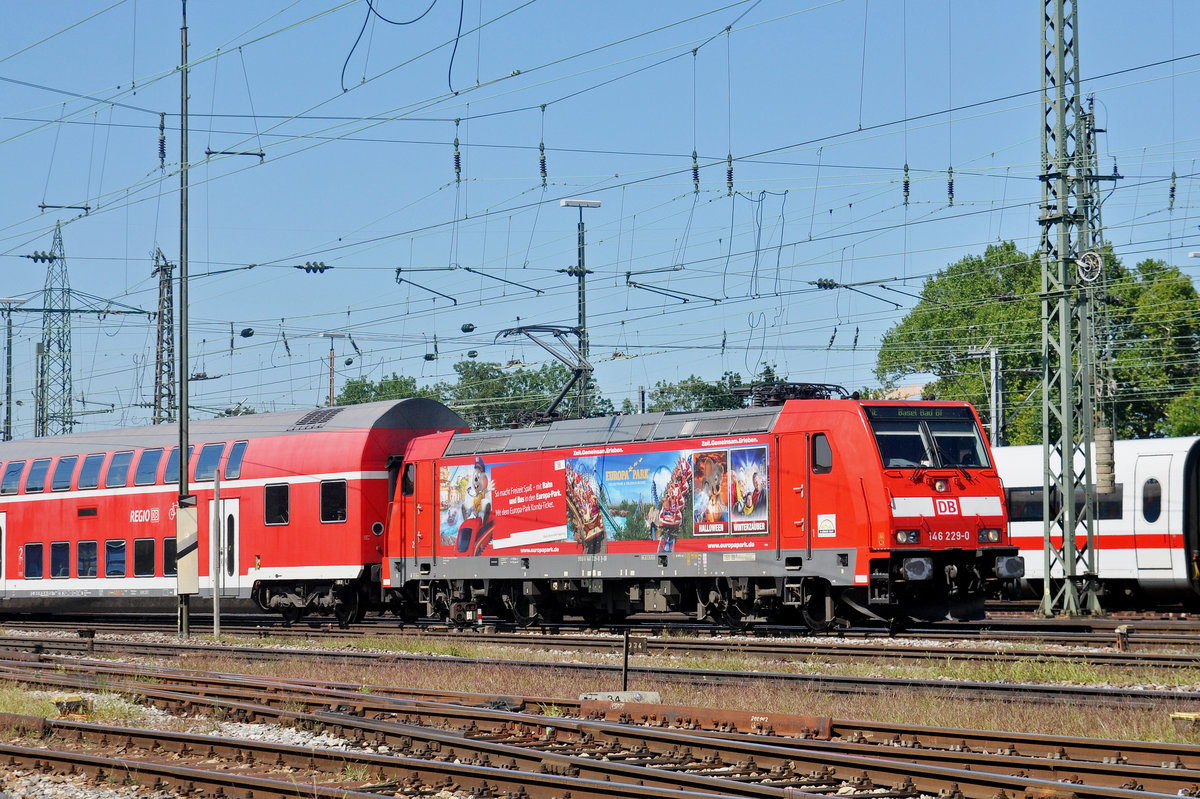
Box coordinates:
[152,248,176,424]
[1037,0,1102,617]
[35,222,72,437]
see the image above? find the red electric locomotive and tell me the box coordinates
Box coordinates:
[382,399,1023,628]
[0,399,464,624]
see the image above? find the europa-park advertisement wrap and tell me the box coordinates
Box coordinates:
[437,437,772,557]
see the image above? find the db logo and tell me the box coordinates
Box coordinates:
[935,498,960,515]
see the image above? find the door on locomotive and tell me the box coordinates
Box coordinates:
[1134,454,1172,571]
[0,512,6,599]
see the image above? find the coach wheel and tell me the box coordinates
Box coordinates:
[334,590,360,629]
[281,607,303,626]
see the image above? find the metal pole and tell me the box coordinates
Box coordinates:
[178,0,191,639]
[212,472,220,639]
[576,209,587,417]
[622,629,630,692]
[329,342,336,407]
[4,309,10,441]
[989,348,1000,447]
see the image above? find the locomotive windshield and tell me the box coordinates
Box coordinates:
[865,406,990,470]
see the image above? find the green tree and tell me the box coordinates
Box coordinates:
[436,360,608,429]
[875,243,1200,443]
[646,371,746,413]
[335,372,437,406]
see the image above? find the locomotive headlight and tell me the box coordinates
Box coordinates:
[932,478,949,493]
[978,528,1002,543]
[895,529,920,544]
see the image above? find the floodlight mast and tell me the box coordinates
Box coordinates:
[0,298,28,442]
[558,199,600,416]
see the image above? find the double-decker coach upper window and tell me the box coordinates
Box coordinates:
[1,461,24,494]
[321,480,348,523]
[51,456,78,491]
[78,454,105,490]
[162,446,192,484]
[194,443,225,481]
[225,441,248,479]
[134,449,163,486]
[25,458,51,493]
[106,451,133,488]
[812,434,833,474]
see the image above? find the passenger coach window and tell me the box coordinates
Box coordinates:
[1143,478,1162,524]
[134,449,163,486]
[78,541,98,578]
[25,458,51,493]
[812,434,833,474]
[78,454,105,489]
[1,461,24,494]
[225,441,248,479]
[321,480,348,522]
[105,540,127,577]
[133,539,155,577]
[106,451,133,488]
[163,537,177,577]
[264,483,289,525]
[24,543,43,579]
[50,542,69,578]
[51,456,78,491]
[194,443,226,481]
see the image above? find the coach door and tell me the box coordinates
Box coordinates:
[0,512,6,598]
[1134,455,1172,570]
[210,497,242,596]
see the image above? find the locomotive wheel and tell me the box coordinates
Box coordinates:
[801,584,835,633]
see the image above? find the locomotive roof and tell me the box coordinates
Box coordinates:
[444,404,784,458]
[0,398,466,460]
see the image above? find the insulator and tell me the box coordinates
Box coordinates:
[539,141,547,187]
[903,162,910,205]
[453,137,461,183]
[1169,171,1177,210]
[158,112,166,168]
[947,166,954,206]
[692,150,699,193]
[726,153,733,195]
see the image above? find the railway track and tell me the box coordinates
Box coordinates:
[0,656,1197,799]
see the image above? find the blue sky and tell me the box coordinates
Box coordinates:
[0,1,1196,434]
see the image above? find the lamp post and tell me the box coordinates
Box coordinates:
[0,298,27,441]
[559,199,600,417]
[319,332,347,407]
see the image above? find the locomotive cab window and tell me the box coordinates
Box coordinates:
[321,480,348,523]
[224,441,248,479]
[106,451,133,488]
[78,454,105,490]
[194,443,226,481]
[25,458,51,493]
[134,449,163,486]
[24,543,43,579]
[812,434,833,474]
[1142,478,1162,524]
[1,461,24,494]
[50,542,70,578]
[51,456,78,491]
[105,540,127,577]
[264,483,289,525]
[865,406,988,469]
[133,539,155,577]
[78,541,98,578]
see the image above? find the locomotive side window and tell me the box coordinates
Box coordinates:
[1,461,24,494]
[812,434,833,474]
[78,454,105,489]
[264,483,290,525]
[133,539,155,577]
[78,541,98,578]
[224,441,248,479]
[194,443,226,481]
[25,458,51,493]
[321,480,348,522]
[105,540,127,577]
[163,537,177,576]
[51,456,78,491]
[24,543,43,579]
[134,449,163,486]
[50,542,69,578]
[1143,478,1162,524]
[106,452,133,488]
[401,463,415,496]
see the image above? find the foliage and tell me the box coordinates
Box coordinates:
[644,371,747,413]
[335,372,437,406]
[875,242,1200,442]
